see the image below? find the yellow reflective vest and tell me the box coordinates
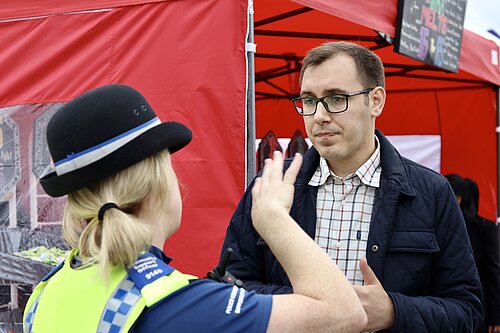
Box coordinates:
[23,249,196,333]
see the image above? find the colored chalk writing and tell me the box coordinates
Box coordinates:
[394,0,467,73]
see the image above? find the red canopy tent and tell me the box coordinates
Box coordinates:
[253,0,500,221]
[0,0,498,281]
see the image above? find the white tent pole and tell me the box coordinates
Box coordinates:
[246,0,256,186]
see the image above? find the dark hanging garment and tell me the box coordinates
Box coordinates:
[257,130,282,172]
[287,130,308,158]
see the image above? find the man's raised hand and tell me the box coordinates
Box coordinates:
[251,152,302,227]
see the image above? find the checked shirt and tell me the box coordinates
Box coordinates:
[309,137,381,285]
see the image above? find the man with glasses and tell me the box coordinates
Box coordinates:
[220,42,482,332]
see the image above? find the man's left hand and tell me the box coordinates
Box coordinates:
[353,258,395,331]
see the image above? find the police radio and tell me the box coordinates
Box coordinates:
[206,248,243,287]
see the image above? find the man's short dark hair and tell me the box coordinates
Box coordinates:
[300,42,385,89]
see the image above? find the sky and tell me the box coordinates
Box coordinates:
[464,0,500,42]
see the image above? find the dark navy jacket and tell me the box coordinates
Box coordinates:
[221,130,483,332]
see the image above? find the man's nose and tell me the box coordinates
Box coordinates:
[313,101,331,122]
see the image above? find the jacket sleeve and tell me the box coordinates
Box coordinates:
[387,183,483,333]
[482,221,500,326]
[220,178,293,295]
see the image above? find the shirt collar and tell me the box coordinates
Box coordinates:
[309,135,381,188]
[356,135,381,188]
[308,155,332,186]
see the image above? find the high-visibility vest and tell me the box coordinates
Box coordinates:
[23,249,196,333]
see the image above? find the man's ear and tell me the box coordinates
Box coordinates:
[456,195,462,204]
[371,86,385,118]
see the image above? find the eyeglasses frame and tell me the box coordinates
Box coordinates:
[291,87,375,116]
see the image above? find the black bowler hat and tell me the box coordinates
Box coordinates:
[40,84,192,197]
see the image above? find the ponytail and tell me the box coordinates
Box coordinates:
[63,150,175,279]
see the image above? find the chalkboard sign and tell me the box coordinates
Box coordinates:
[394,0,468,73]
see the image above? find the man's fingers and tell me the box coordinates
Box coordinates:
[283,153,303,185]
[260,157,272,184]
[252,177,262,197]
[360,258,379,285]
[260,151,301,186]
[269,151,284,181]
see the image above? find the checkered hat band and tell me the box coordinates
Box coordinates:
[97,275,142,333]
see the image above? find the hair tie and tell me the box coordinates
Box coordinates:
[98,203,120,221]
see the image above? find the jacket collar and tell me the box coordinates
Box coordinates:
[298,129,415,196]
[296,146,321,186]
[375,129,416,196]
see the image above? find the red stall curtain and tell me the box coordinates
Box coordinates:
[0,0,249,276]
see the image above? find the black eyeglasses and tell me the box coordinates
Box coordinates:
[292,87,374,116]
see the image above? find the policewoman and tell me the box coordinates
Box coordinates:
[23,84,366,333]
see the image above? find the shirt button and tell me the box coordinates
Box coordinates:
[341,200,347,206]
[371,244,379,252]
[336,242,342,248]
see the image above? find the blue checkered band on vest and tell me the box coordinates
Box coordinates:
[97,275,142,333]
[24,290,44,333]
[23,251,192,333]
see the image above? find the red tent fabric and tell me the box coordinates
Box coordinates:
[254,0,499,220]
[0,0,249,276]
[293,0,500,86]
[0,0,498,280]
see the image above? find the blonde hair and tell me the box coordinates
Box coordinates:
[63,150,176,278]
